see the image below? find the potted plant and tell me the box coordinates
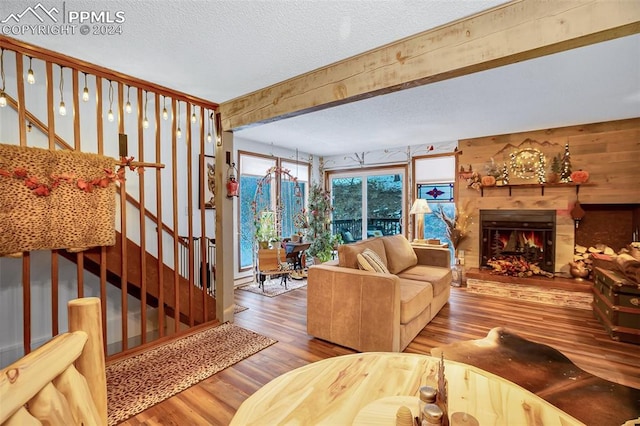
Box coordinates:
[306,183,335,264]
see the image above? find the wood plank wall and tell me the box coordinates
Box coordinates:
[457,117,640,274]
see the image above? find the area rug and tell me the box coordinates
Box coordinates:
[237,278,307,297]
[432,327,640,426]
[234,304,248,313]
[106,323,276,425]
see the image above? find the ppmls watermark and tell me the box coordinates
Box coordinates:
[1,2,126,36]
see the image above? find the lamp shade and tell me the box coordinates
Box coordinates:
[410,199,431,215]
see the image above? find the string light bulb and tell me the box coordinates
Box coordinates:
[82,73,89,102]
[26,57,35,84]
[125,85,132,113]
[142,91,149,129]
[58,66,66,116]
[0,49,7,107]
[176,101,182,138]
[162,96,168,120]
[107,80,114,122]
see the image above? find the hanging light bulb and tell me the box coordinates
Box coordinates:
[0,49,7,107]
[125,85,132,113]
[176,101,182,138]
[58,66,66,116]
[142,91,149,129]
[191,106,197,124]
[162,96,168,120]
[107,80,114,122]
[26,57,35,84]
[82,73,89,102]
[206,110,212,143]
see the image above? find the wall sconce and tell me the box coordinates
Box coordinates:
[226,162,239,198]
[410,198,432,243]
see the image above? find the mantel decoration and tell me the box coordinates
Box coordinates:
[0,143,143,256]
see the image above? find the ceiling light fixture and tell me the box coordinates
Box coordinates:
[143,91,149,129]
[162,96,168,120]
[107,80,114,122]
[58,66,66,116]
[26,56,35,85]
[82,73,89,102]
[125,85,132,114]
[0,49,7,107]
[206,110,212,143]
[176,101,182,138]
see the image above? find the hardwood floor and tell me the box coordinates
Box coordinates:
[120,286,640,425]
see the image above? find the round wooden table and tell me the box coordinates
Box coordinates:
[230,352,584,425]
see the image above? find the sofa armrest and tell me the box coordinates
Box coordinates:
[307,264,401,352]
[412,246,451,268]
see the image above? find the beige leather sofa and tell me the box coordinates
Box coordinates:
[307,234,451,352]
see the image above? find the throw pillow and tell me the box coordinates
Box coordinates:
[357,248,389,273]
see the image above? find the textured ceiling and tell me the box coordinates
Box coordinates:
[3,0,640,156]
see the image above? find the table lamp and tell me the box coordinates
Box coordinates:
[410,199,431,243]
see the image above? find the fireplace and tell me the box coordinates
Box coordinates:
[480,210,556,273]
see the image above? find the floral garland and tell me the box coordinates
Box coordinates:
[0,156,142,197]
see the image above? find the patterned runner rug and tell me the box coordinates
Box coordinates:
[238,278,307,297]
[106,323,276,425]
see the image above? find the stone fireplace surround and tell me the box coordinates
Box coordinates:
[480,209,556,273]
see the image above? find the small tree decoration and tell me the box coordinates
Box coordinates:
[306,183,335,263]
[537,152,546,184]
[560,143,573,183]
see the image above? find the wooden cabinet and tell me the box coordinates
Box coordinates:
[592,267,640,344]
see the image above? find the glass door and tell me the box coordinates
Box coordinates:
[330,168,405,241]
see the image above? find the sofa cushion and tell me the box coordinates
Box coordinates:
[357,249,390,273]
[398,278,433,324]
[398,265,452,298]
[338,238,388,270]
[382,234,418,274]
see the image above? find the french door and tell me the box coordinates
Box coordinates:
[329,168,406,241]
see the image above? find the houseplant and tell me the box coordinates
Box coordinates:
[306,183,335,263]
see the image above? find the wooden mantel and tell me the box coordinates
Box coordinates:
[219,0,640,131]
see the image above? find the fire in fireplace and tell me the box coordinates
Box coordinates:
[480,210,556,273]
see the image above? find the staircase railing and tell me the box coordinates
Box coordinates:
[0,35,219,365]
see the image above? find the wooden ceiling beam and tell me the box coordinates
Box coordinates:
[219,0,640,131]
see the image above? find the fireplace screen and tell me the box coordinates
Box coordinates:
[480,210,556,273]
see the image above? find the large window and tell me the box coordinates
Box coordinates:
[414,155,456,261]
[330,168,405,241]
[238,153,309,270]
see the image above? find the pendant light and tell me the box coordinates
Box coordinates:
[58,66,66,116]
[142,91,149,129]
[125,85,132,113]
[206,110,212,143]
[107,80,114,122]
[162,96,168,120]
[26,56,35,84]
[82,73,89,102]
[176,101,182,138]
[0,49,6,107]
[191,105,197,124]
